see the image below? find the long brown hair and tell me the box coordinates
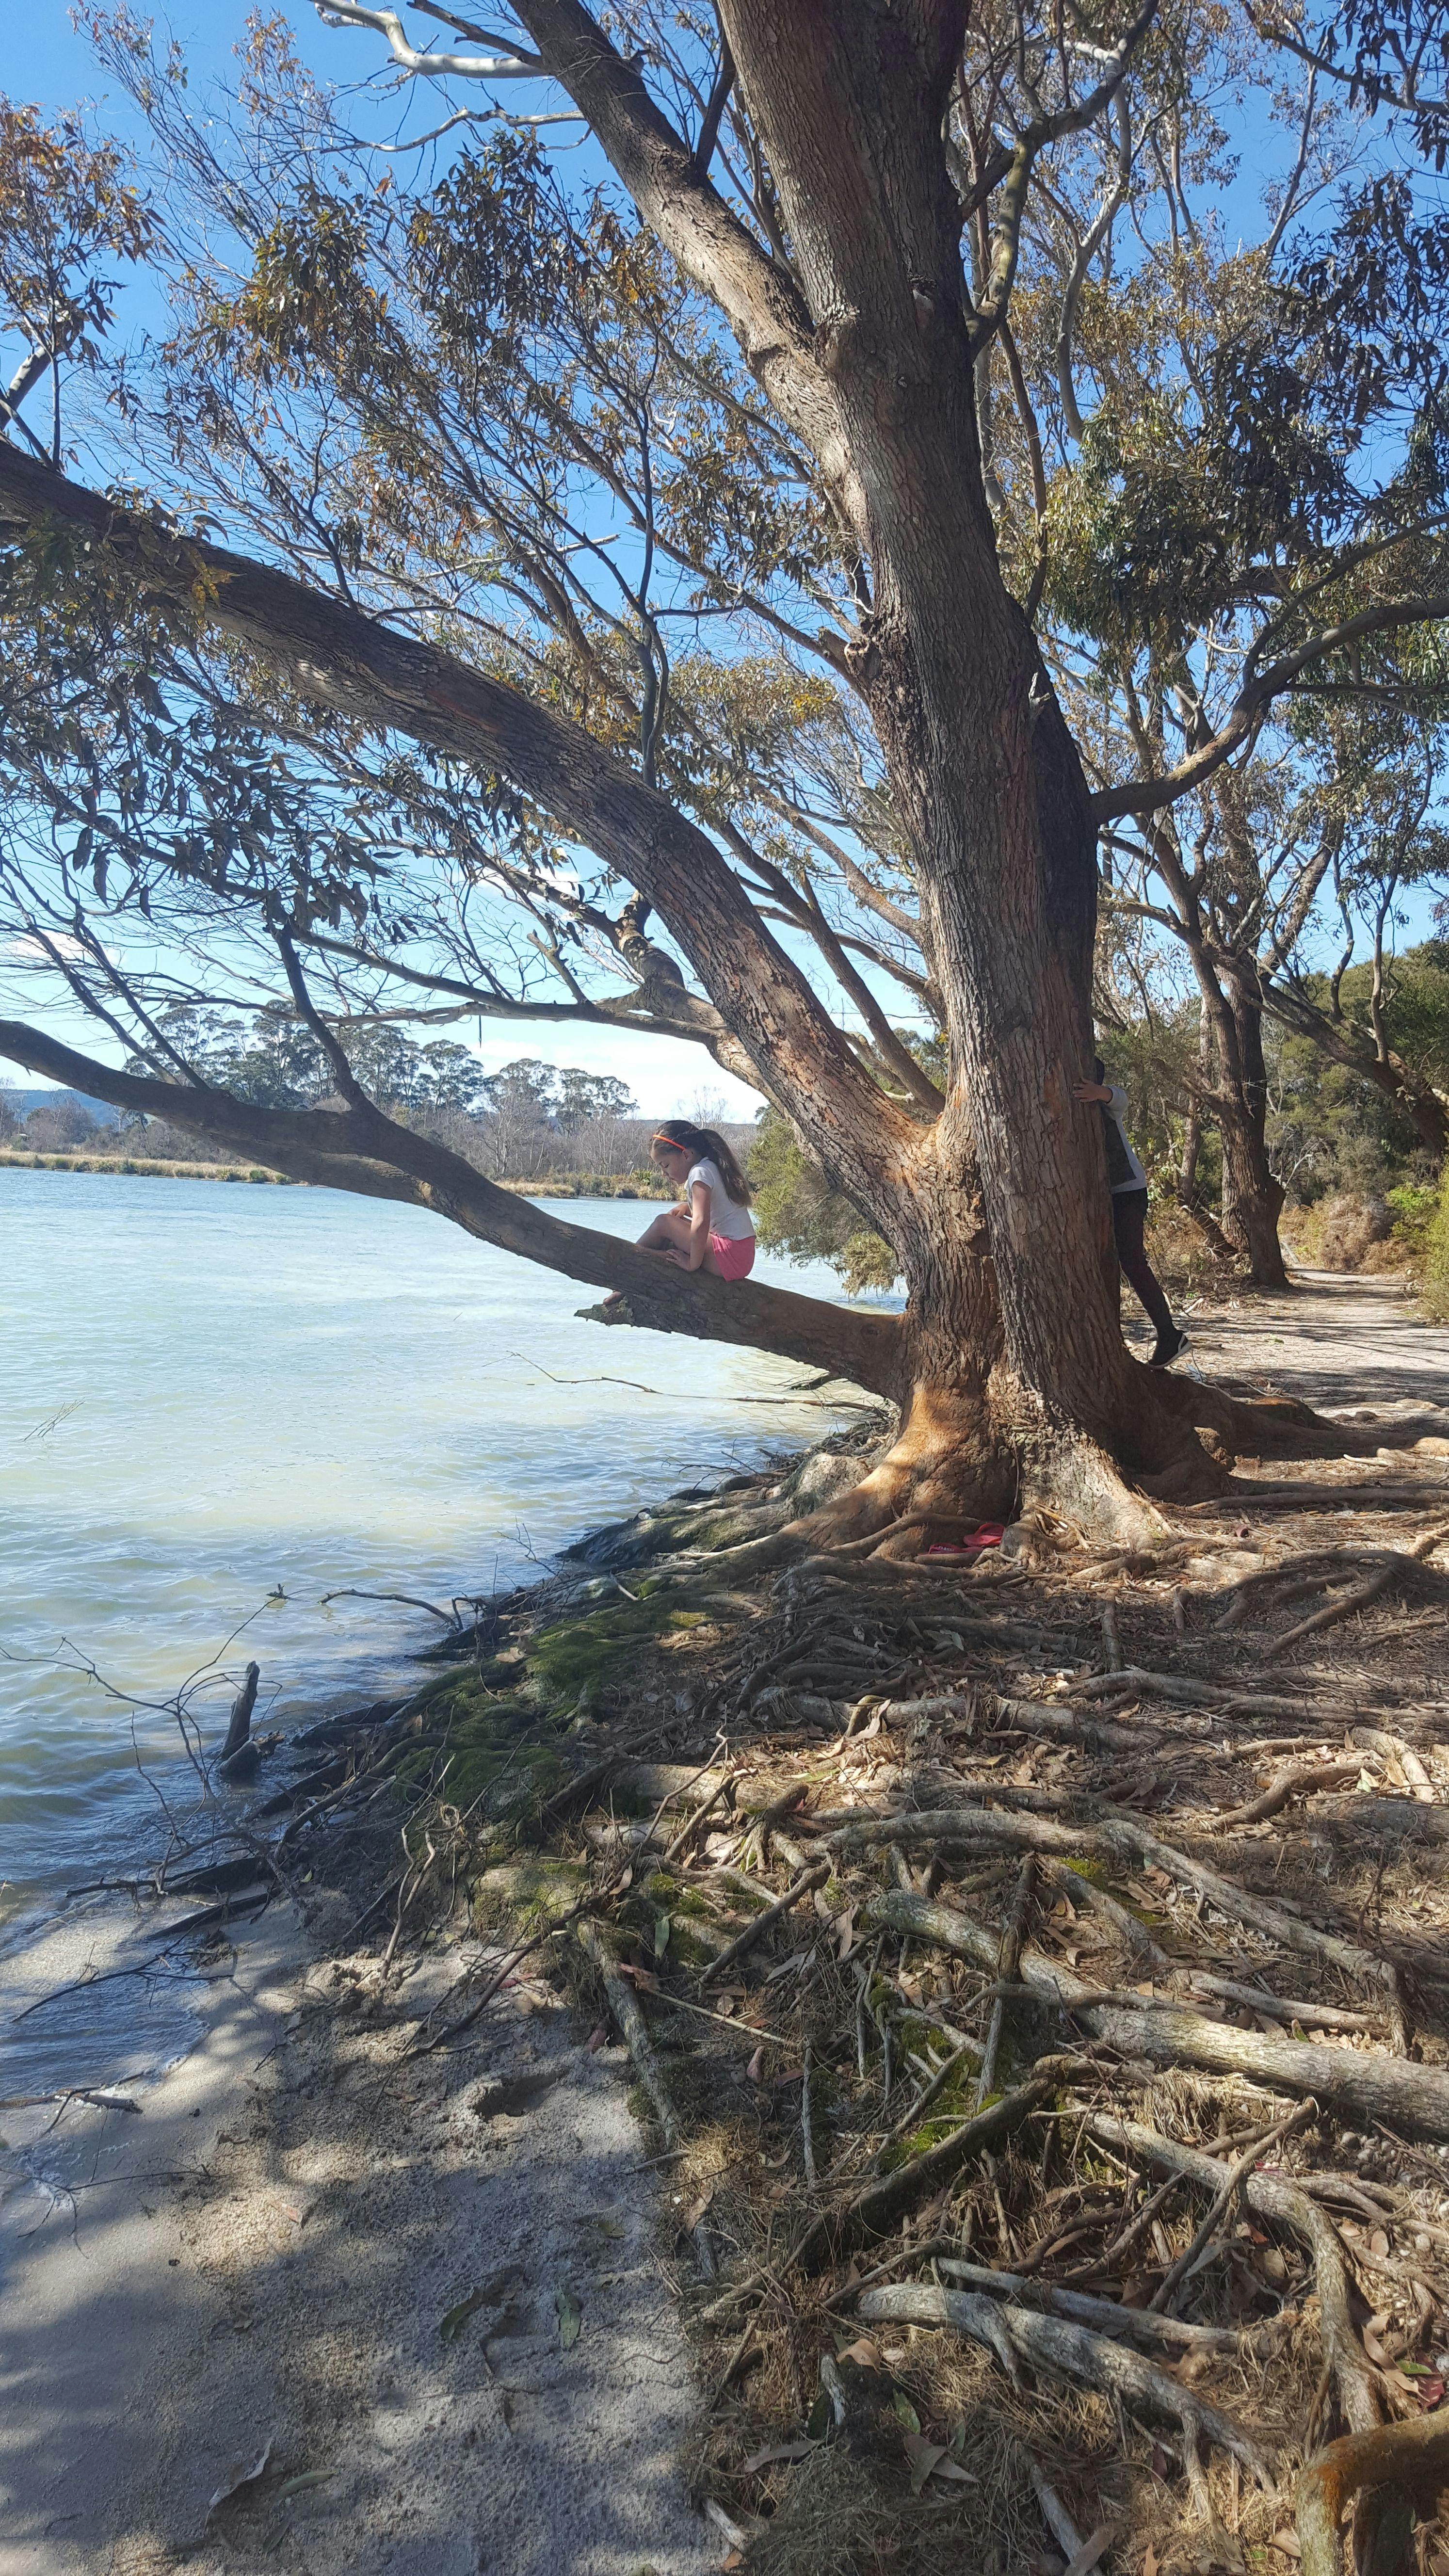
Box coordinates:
[650,1121,753,1207]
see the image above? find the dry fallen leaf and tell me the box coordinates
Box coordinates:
[741,2439,815,2474]
[903,2434,946,2495]
[207,2437,275,2520]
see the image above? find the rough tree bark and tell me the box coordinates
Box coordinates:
[1214,963,1288,1289]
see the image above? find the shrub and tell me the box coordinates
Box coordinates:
[1423,1166,1449,1321]
[1315,1193,1392,1272]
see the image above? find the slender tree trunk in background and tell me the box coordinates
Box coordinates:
[1177,999,1235,1263]
[1214,972,1287,1288]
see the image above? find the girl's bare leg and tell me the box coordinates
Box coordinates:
[636,1210,692,1255]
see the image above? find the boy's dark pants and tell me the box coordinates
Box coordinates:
[1111,1187,1175,1340]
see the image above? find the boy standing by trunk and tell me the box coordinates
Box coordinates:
[1073,1059,1189,1368]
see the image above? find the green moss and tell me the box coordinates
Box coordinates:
[470,1855,586,1936]
[526,1597,708,1712]
[642,1873,713,1920]
[387,1669,568,1811]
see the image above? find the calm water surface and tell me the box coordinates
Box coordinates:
[0,1159,882,1927]
[0,1169,876,1925]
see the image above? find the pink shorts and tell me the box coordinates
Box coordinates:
[709,1232,756,1281]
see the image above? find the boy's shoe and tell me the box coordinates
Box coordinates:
[1148,1326,1191,1368]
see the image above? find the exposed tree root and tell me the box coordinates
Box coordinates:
[240,1405,1449,2576]
[865,1889,1449,2134]
[847,1806,1395,1991]
[1089,2118,1384,2442]
[857,2284,1273,2505]
[1297,2411,1449,2576]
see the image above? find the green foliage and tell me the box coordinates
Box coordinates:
[749,1106,899,1294]
[1423,1160,1449,1320]
[0,97,155,383]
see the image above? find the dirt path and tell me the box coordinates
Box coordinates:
[1173,1264,1449,1418]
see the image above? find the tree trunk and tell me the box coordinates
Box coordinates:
[1211,970,1287,1288]
[1178,998,1236,1263]
[718,0,1195,1532]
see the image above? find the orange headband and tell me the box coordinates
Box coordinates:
[652,1130,688,1151]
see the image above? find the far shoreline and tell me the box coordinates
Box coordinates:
[0,1150,673,1198]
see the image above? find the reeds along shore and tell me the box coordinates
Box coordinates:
[0,1151,673,1196]
[78,1388,1449,2576]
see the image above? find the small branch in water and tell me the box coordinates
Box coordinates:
[321,1588,467,1627]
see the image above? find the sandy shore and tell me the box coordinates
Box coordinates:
[1,1887,714,2576]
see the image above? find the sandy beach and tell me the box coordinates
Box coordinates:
[1,1890,713,2576]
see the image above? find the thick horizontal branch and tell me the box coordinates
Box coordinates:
[0,1016,903,1396]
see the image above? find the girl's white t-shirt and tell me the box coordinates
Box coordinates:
[688,1157,755,1240]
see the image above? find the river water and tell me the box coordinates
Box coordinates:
[0,1169,876,2100]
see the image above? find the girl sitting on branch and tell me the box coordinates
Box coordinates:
[638,1124,757,1281]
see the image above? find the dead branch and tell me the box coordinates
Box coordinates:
[1185,1973,1382,2034]
[699,1861,830,1981]
[807,2066,1073,2267]
[1090,2115,1381,2437]
[1146,2102,1314,2313]
[933,2256,1278,2353]
[974,1854,1035,2107]
[857,2286,1273,2498]
[1214,1757,1362,1826]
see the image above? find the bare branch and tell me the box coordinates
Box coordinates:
[313,1,545,79]
[1092,592,1449,821]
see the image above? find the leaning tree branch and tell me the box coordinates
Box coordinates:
[0,1014,904,1394]
[1092,590,1449,821]
[473,0,866,534]
[0,446,913,1221]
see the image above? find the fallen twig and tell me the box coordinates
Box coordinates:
[857,2285,1273,2501]
[974,1854,1034,2108]
[699,1861,830,1982]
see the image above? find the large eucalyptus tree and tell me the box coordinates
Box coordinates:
[2,0,1447,1540]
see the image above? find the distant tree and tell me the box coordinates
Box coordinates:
[553,1069,636,1129]
[24,1096,98,1149]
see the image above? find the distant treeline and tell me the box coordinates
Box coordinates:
[0,1012,757,1187]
